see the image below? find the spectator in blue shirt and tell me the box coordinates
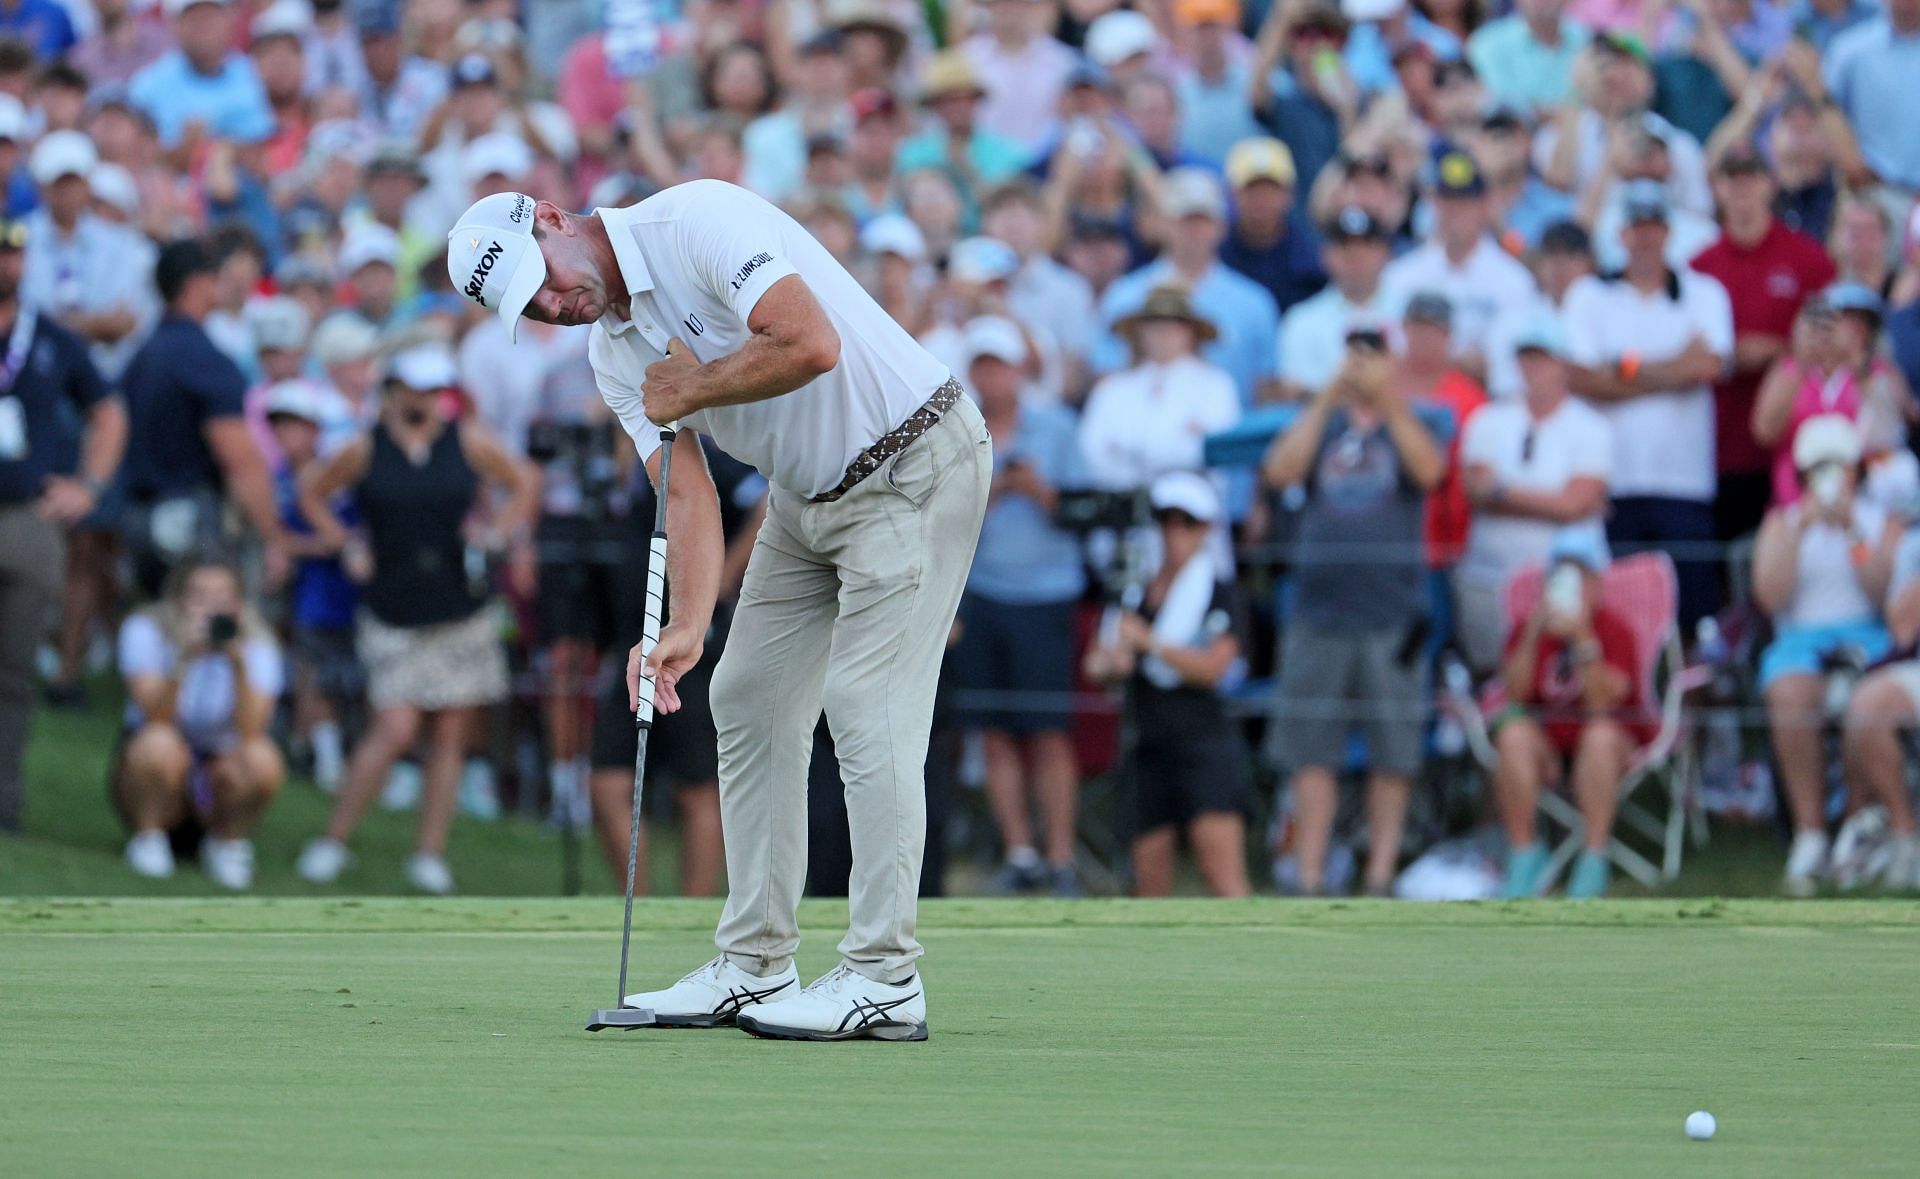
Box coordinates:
[0,1,76,63]
[1093,167,1281,404]
[1792,0,1877,51]
[951,316,1089,897]
[128,0,275,154]
[120,238,286,595]
[1219,138,1327,317]
[1823,0,1920,192]
[1253,5,1355,192]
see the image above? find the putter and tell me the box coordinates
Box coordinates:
[588,423,677,1033]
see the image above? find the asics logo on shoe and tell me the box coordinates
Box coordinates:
[835,993,920,1033]
[717,981,791,1014]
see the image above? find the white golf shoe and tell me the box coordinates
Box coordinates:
[296,837,350,884]
[404,853,456,895]
[202,838,255,890]
[621,956,799,1028]
[125,830,175,879]
[1783,829,1830,897]
[736,963,928,1042]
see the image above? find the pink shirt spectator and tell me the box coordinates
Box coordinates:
[1771,359,1901,506]
[70,15,175,90]
[961,32,1080,156]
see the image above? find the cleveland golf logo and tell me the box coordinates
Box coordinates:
[731,252,774,291]
[464,241,505,304]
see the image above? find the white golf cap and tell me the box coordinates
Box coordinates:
[29,130,98,185]
[948,235,1020,283]
[447,191,545,342]
[309,312,380,366]
[1793,413,1861,471]
[859,212,926,261]
[461,132,535,186]
[1149,470,1222,523]
[388,344,460,391]
[249,295,310,352]
[1085,9,1158,67]
[263,378,331,423]
[164,0,231,15]
[0,94,25,142]
[250,0,312,41]
[964,315,1027,366]
[1161,166,1227,220]
[88,161,139,215]
[338,222,399,276]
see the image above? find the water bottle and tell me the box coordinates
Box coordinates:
[1695,617,1740,798]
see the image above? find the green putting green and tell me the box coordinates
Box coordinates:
[4,899,1917,1177]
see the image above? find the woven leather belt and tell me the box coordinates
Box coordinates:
[810,377,963,504]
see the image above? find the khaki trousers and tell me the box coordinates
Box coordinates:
[710,397,990,984]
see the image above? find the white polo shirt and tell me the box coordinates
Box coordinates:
[1561,270,1733,502]
[1458,394,1613,586]
[1276,285,1399,394]
[1077,355,1241,489]
[1379,235,1539,357]
[587,180,951,497]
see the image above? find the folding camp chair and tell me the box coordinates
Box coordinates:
[1444,552,1710,889]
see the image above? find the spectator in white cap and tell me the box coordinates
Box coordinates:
[1752,413,1903,896]
[23,130,157,382]
[337,222,399,329]
[308,312,381,449]
[919,234,1052,391]
[1083,468,1254,897]
[1094,166,1280,406]
[951,312,1091,895]
[129,0,276,157]
[462,131,535,201]
[858,210,934,334]
[296,343,537,896]
[1084,9,1163,87]
[240,295,314,464]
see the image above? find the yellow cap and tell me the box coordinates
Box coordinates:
[919,50,987,103]
[1175,0,1241,26]
[1225,137,1297,189]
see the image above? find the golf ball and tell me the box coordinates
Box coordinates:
[1685,1111,1716,1140]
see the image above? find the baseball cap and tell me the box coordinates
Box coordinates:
[1174,0,1240,25]
[263,378,331,424]
[163,0,230,15]
[28,131,98,185]
[1548,527,1611,573]
[1594,30,1649,64]
[1403,290,1452,328]
[462,132,534,186]
[1619,178,1669,225]
[1512,313,1571,359]
[388,344,460,392]
[88,161,139,216]
[1149,471,1222,523]
[858,212,926,262]
[446,191,545,342]
[1161,166,1227,220]
[1434,151,1485,198]
[452,52,498,88]
[964,315,1028,366]
[1324,204,1388,242]
[1821,280,1884,322]
[309,313,380,366]
[948,236,1021,283]
[366,141,425,180]
[251,0,311,42]
[1085,10,1158,68]
[1537,219,1591,257]
[1225,138,1296,189]
[249,295,310,352]
[338,223,399,276]
[1793,413,1861,471]
[1715,142,1770,176]
[1481,104,1526,134]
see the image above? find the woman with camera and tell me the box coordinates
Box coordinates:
[116,557,285,889]
[293,345,536,895]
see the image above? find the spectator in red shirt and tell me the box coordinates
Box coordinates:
[1491,529,1652,899]
[1396,290,1487,570]
[1690,144,1835,542]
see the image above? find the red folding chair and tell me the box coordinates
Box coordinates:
[1445,552,1710,889]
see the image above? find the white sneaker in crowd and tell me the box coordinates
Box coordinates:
[1883,834,1920,891]
[296,837,350,884]
[1783,829,1830,897]
[380,761,422,811]
[404,852,455,895]
[125,830,175,879]
[736,963,928,1042]
[201,838,255,890]
[621,955,800,1027]
[457,759,501,821]
[311,722,345,794]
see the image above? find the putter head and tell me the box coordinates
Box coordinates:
[586,1006,656,1032]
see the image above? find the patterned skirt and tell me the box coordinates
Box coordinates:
[356,605,510,711]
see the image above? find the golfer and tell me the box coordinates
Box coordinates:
[448,182,989,1041]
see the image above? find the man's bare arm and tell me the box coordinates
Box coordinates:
[656,275,841,419]
[648,429,725,640]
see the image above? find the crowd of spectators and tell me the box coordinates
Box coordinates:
[1,0,1919,899]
